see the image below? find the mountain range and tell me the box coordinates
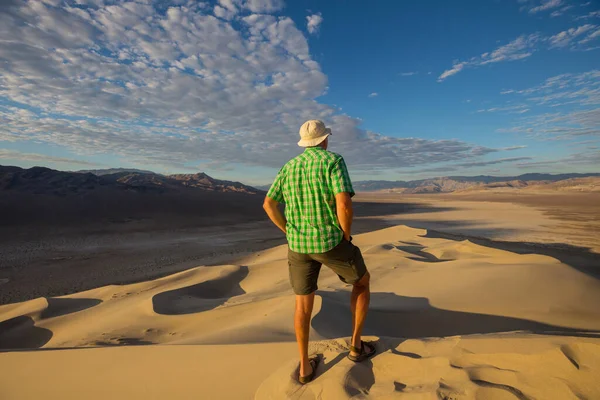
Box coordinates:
[0,165,264,229]
[254,173,600,193]
[351,173,600,193]
[0,166,260,196]
[3,166,599,198]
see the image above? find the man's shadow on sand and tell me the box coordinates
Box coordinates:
[311,290,600,396]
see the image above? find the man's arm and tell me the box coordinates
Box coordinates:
[263,196,287,234]
[335,192,353,241]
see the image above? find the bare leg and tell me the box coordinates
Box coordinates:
[350,272,370,356]
[295,293,316,377]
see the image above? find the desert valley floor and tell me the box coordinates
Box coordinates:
[1,192,599,399]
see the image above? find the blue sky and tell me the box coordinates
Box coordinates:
[0,0,599,185]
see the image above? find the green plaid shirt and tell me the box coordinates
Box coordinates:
[267,147,355,254]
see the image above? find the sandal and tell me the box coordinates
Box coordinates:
[347,340,376,362]
[298,356,320,384]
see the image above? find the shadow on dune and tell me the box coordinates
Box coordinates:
[312,291,600,339]
[0,316,53,350]
[152,265,249,315]
[353,202,456,218]
[350,202,459,236]
[91,337,154,346]
[41,297,102,319]
[389,242,450,263]
[423,229,600,280]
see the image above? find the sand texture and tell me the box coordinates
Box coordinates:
[1,225,599,399]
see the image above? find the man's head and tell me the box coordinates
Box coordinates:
[298,120,331,149]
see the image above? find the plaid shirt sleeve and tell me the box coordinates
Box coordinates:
[330,157,355,197]
[266,167,285,203]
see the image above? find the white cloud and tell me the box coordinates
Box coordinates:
[400,71,418,76]
[503,145,528,150]
[218,0,239,12]
[438,62,467,82]
[550,5,572,17]
[0,0,511,174]
[549,24,597,47]
[579,27,600,44]
[213,5,237,20]
[455,157,533,168]
[576,10,600,20]
[306,13,323,35]
[243,0,284,13]
[438,34,539,81]
[516,150,600,168]
[480,34,540,64]
[476,105,530,113]
[0,149,101,167]
[528,0,563,14]
[438,23,600,82]
[496,70,600,144]
[368,92,378,98]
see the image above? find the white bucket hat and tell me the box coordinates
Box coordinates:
[298,120,331,147]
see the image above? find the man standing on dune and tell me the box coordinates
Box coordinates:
[263,120,375,384]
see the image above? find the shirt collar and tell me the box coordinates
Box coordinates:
[304,146,325,152]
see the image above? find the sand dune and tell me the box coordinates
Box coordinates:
[1,225,599,399]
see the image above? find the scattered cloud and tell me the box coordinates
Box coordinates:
[455,156,533,168]
[516,150,600,168]
[477,105,530,113]
[0,1,510,174]
[576,10,600,20]
[400,71,418,76]
[550,5,573,17]
[501,70,600,107]
[499,108,600,139]
[526,0,563,14]
[495,70,600,145]
[438,34,539,82]
[410,166,458,174]
[243,0,285,13]
[439,24,600,82]
[306,12,323,35]
[214,0,284,17]
[0,149,101,167]
[368,92,378,98]
[503,145,528,150]
[549,24,597,47]
[409,156,533,173]
[579,26,600,44]
[438,62,468,82]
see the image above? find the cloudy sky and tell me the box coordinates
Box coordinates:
[0,0,599,185]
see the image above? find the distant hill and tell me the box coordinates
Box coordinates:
[354,173,600,193]
[169,173,258,194]
[0,165,261,195]
[0,165,265,229]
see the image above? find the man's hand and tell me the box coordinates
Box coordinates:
[335,192,353,241]
[263,196,287,234]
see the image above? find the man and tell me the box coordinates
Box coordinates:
[263,119,375,385]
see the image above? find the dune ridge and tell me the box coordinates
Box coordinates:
[1,225,599,399]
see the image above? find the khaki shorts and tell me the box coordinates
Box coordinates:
[288,238,368,295]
